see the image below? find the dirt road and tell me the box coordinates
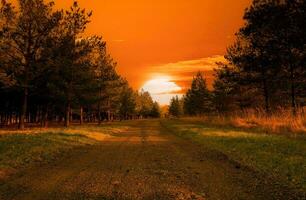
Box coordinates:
[0,120,304,200]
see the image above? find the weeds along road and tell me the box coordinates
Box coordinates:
[0,120,304,200]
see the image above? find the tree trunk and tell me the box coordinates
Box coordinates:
[9,113,12,125]
[80,106,83,125]
[290,65,296,116]
[98,103,101,124]
[98,88,102,124]
[19,87,28,129]
[263,79,270,115]
[65,102,70,127]
[107,111,111,121]
[107,98,111,121]
[19,23,32,129]
[70,108,73,122]
[42,105,49,128]
[261,65,270,115]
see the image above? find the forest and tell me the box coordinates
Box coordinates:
[169,0,305,133]
[0,0,160,129]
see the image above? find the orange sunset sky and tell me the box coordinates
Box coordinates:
[57,0,251,104]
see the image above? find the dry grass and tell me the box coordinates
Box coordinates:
[202,108,306,134]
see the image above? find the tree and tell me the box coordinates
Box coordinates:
[212,62,262,113]
[150,102,161,118]
[212,63,239,113]
[94,54,122,122]
[225,0,306,114]
[279,0,306,113]
[0,0,138,127]
[51,1,93,126]
[135,90,154,118]
[184,72,212,116]
[0,0,62,129]
[169,96,183,117]
[119,84,136,120]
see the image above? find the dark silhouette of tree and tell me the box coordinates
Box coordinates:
[94,54,121,122]
[0,0,61,129]
[279,0,306,114]
[219,0,306,114]
[169,96,183,117]
[212,63,239,113]
[184,72,212,116]
[150,102,161,118]
[119,83,136,120]
[0,0,153,127]
[212,62,262,113]
[60,1,93,127]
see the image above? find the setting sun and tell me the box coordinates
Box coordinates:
[141,77,182,105]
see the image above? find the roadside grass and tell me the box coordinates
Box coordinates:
[161,118,306,191]
[0,133,95,169]
[0,123,132,179]
[196,108,306,135]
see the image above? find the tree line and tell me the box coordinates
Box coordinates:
[169,0,305,117]
[0,0,160,129]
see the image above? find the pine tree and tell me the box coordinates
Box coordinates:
[184,72,212,116]
[0,0,62,129]
[212,62,261,113]
[150,102,161,118]
[119,84,136,120]
[0,0,140,127]
[225,0,306,114]
[169,96,182,117]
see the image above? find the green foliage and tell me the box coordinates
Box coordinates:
[0,0,145,126]
[212,63,260,113]
[0,0,62,128]
[216,0,306,114]
[169,96,183,117]
[150,102,161,118]
[131,90,161,119]
[135,90,153,117]
[184,72,212,116]
[119,85,136,119]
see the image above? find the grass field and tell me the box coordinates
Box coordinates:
[161,118,306,192]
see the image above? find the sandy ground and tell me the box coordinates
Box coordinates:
[0,120,304,200]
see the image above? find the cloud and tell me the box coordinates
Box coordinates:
[148,55,225,91]
[142,78,182,95]
[141,77,184,105]
[141,55,226,104]
[153,55,225,73]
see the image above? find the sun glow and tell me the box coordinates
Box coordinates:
[141,76,183,105]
